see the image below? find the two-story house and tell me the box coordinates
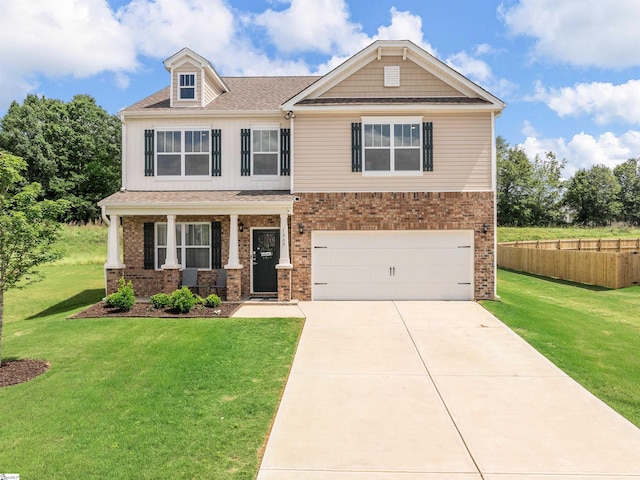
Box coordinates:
[99,40,505,302]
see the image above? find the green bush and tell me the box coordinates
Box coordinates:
[204,294,221,308]
[194,294,204,305]
[105,278,135,312]
[170,287,196,313]
[149,293,171,309]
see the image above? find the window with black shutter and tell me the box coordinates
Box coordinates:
[211,221,222,269]
[143,222,155,269]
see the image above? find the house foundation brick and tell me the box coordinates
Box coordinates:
[163,268,180,294]
[225,268,242,301]
[105,267,125,295]
[290,191,495,301]
[277,267,292,302]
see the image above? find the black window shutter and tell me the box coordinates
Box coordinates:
[423,122,433,172]
[211,221,222,269]
[211,129,222,176]
[143,222,155,269]
[351,122,362,172]
[240,129,251,176]
[280,128,291,176]
[144,129,154,176]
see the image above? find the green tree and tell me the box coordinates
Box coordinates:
[0,94,121,223]
[564,165,622,226]
[497,136,533,226]
[0,151,67,366]
[528,151,566,226]
[613,158,640,225]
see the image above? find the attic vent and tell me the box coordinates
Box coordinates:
[384,66,400,87]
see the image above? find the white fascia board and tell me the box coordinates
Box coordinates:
[101,202,294,217]
[120,109,283,120]
[288,103,504,115]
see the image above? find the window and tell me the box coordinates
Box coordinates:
[363,118,421,173]
[156,130,210,176]
[156,223,211,269]
[179,73,195,100]
[252,129,278,175]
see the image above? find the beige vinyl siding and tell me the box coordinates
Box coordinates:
[293,112,492,192]
[320,57,464,98]
[203,79,216,105]
[125,116,291,191]
[172,61,201,107]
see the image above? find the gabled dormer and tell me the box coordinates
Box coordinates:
[163,48,229,108]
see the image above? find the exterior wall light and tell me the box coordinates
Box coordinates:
[239,222,244,233]
[298,223,305,234]
[482,223,489,234]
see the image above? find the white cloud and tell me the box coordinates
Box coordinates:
[521,129,640,176]
[530,80,640,126]
[446,47,516,99]
[501,0,640,68]
[0,0,137,107]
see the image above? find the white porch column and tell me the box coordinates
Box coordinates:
[277,213,292,267]
[105,214,124,268]
[225,214,242,269]
[162,214,180,269]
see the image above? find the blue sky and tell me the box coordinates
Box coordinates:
[1,0,639,176]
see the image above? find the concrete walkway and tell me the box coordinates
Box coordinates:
[235,301,640,480]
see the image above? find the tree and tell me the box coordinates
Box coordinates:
[0,151,67,367]
[0,94,121,223]
[496,137,533,226]
[528,151,566,226]
[613,158,640,225]
[564,165,622,226]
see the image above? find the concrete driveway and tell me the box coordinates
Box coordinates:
[234,301,640,479]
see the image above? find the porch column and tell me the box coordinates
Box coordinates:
[225,214,242,269]
[105,214,124,268]
[277,213,292,267]
[162,214,180,269]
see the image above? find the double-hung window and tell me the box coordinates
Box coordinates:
[156,130,210,176]
[252,128,279,175]
[363,117,422,174]
[155,223,211,269]
[179,73,196,100]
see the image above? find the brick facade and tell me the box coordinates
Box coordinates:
[111,192,494,301]
[290,191,495,301]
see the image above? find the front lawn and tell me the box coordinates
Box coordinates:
[482,269,640,427]
[0,251,302,478]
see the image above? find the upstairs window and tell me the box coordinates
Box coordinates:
[362,117,422,174]
[252,128,279,175]
[179,73,196,100]
[156,130,210,176]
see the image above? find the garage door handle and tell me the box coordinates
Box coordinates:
[458,282,471,285]
[389,267,396,276]
[458,245,471,248]
[314,283,328,285]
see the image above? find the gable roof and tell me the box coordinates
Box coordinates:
[164,47,229,95]
[282,40,505,113]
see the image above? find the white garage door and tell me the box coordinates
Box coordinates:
[312,230,474,301]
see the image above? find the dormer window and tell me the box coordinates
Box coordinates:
[179,73,196,100]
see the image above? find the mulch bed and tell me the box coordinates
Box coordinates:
[0,359,50,388]
[70,301,242,319]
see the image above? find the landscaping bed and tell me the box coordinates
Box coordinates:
[70,301,241,318]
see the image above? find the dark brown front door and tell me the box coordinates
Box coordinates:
[253,229,279,292]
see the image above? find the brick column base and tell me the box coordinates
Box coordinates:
[105,267,125,295]
[225,268,242,302]
[276,267,292,302]
[163,268,181,294]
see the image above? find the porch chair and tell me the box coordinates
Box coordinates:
[179,268,208,296]
[213,269,227,299]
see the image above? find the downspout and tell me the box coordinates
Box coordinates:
[102,205,110,298]
[491,111,498,300]
[289,113,295,194]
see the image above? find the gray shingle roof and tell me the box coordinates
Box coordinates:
[122,76,321,113]
[99,190,295,206]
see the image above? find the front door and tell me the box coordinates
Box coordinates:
[252,229,279,292]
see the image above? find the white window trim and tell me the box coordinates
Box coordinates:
[251,124,280,178]
[361,116,423,176]
[155,127,211,178]
[177,72,197,101]
[155,222,212,270]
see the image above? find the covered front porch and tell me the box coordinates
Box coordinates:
[98,191,296,302]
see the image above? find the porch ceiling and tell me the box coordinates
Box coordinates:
[99,190,295,216]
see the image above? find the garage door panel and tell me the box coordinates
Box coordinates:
[312,230,475,301]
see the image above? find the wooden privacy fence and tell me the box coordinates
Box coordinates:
[497,239,640,289]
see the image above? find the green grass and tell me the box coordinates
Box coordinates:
[498,226,640,242]
[0,226,303,479]
[482,269,640,427]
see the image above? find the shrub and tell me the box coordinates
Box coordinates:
[170,287,196,314]
[194,294,204,305]
[149,293,171,309]
[105,278,135,312]
[204,294,221,308]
